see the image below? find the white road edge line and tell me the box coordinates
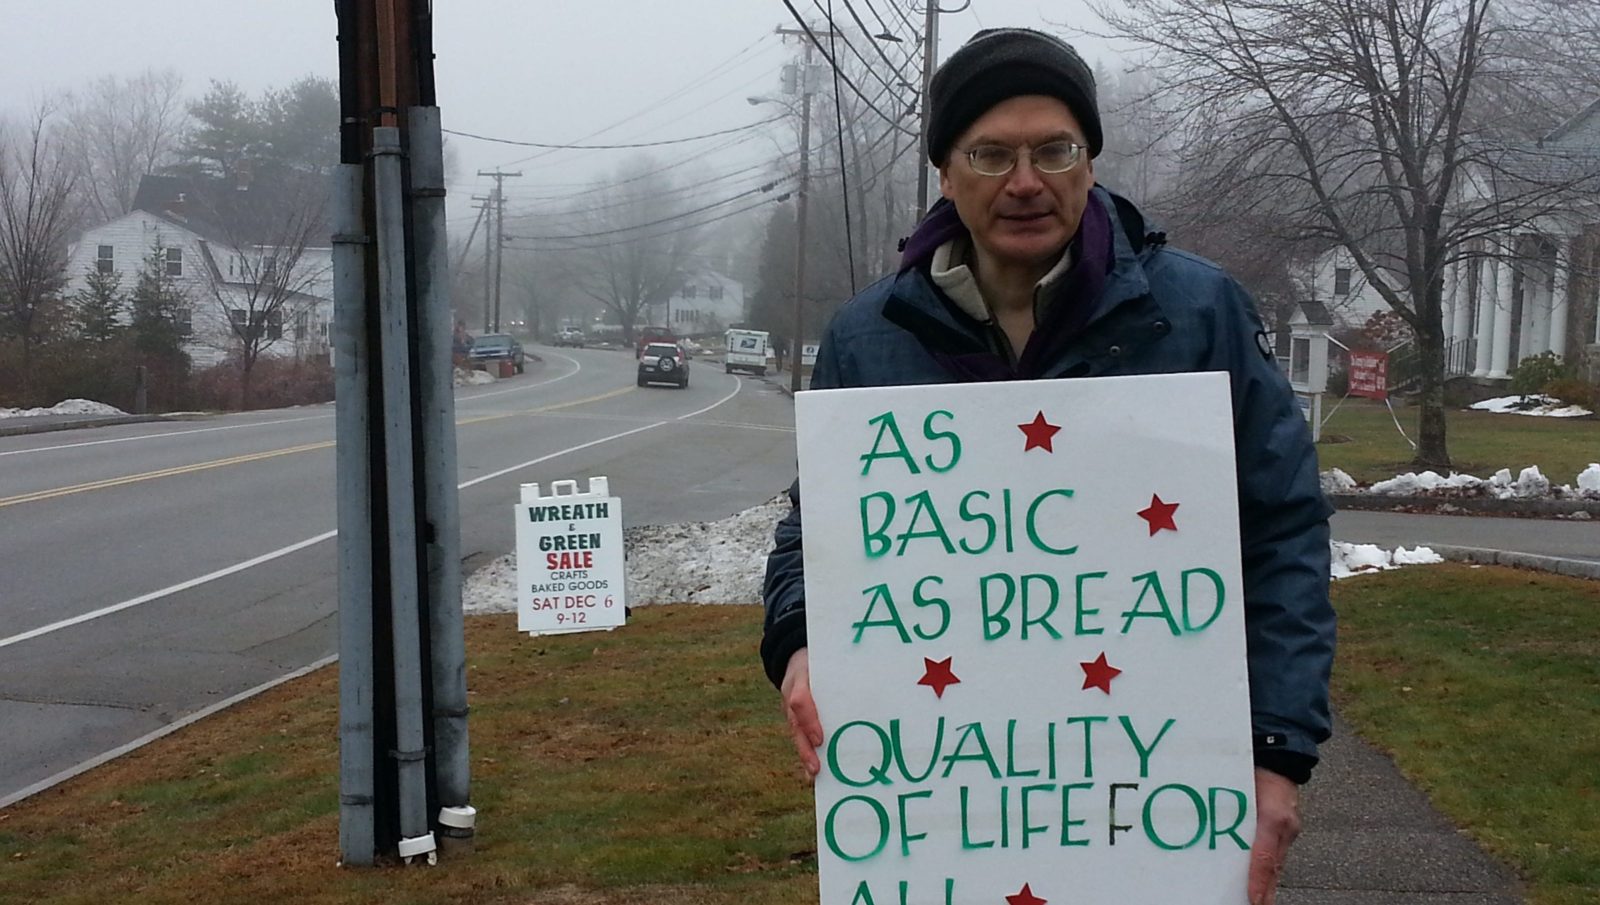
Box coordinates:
[0,654,338,811]
[0,373,743,651]
[0,373,745,807]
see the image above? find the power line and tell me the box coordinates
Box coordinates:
[507,195,785,253]
[807,0,917,100]
[504,159,792,222]
[778,0,920,137]
[443,116,785,150]
[487,32,780,169]
[505,177,795,241]
[827,0,859,293]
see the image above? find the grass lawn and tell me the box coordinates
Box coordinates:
[1315,397,1600,484]
[0,570,1596,904]
[1332,564,1600,905]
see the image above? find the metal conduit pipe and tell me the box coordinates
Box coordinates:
[371,125,435,862]
[332,162,377,867]
[408,106,472,820]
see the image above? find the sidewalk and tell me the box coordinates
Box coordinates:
[1282,716,1523,904]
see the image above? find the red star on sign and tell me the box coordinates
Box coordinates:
[1017,411,1062,452]
[1006,883,1048,905]
[1080,652,1122,695]
[917,656,961,698]
[1137,493,1180,535]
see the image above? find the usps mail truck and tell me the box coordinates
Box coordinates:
[724,329,769,375]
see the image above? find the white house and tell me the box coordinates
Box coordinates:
[1299,102,1600,382]
[1444,102,1600,381]
[655,271,745,334]
[65,173,334,367]
[1301,247,1392,329]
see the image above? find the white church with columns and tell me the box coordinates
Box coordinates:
[1443,102,1600,381]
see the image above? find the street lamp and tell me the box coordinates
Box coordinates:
[750,93,812,393]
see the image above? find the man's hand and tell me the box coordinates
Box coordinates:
[779,648,823,779]
[1248,767,1302,905]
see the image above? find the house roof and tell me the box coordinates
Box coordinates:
[132,168,332,250]
[1541,97,1600,147]
[1293,299,1334,326]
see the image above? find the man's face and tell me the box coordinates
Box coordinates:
[937,95,1094,271]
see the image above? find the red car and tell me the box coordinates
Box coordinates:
[636,329,677,358]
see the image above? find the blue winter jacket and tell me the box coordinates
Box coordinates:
[761,187,1336,779]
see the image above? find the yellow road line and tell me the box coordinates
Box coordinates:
[0,442,332,510]
[0,386,637,510]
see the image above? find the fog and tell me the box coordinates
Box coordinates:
[3,0,1109,223]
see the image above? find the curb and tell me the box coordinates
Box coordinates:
[1329,491,1600,518]
[1424,544,1600,580]
[0,413,171,437]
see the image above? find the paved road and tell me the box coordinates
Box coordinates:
[1332,509,1600,563]
[0,346,800,803]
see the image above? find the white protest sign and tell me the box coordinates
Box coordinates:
[795,373,1253,905]
[515,477,626,635]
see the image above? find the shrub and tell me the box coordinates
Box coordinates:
[189,355,334,411]
[1540,377,1597,409]
[1509,351,1574,396]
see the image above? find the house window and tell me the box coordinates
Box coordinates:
[1334,267,1352,296]
[709,284,724,301]
[294,309,309,341]
[262,255,278,281]
[681,285,697,300]
[97,245,115,274]
[230,308,249,336]
[165,246,183,277]
[174,307,192,336]
[267,310,283,341]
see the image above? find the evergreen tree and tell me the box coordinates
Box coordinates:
[72,264,125,343]
[258,76,339,173]
[175,80,260,180]
[128,246,187,358]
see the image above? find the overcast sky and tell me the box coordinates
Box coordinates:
[4,0,1110,227]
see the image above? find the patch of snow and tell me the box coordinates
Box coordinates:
[1320,468,1357,494]
[462,494,791,615]
[1510,465,1551,499]
[1578,464,1600,497]
[0,398,126,419]
[453,367,496,387]
[1368,470,1483,496]
[1469,395,1593,417]
[1330,541,1443,579]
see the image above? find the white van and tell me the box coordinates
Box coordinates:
[724,329,769,376]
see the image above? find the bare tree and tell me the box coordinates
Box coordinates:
[62,69,186,225]
[1090,0,1600,467]
[527,161,703,345]
[191,175,330,408]
[0,101,80,400]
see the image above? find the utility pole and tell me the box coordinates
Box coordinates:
[471,194,492,332]
[477,169,521,333]
[916,2,940,216]
[774,25,838,393]
[333,0,470,868]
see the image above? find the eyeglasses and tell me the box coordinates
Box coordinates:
[962,140,1086,177]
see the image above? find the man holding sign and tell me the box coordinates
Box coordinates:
[762,27,1333,905]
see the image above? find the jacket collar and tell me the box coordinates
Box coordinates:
[889,186,1159,340]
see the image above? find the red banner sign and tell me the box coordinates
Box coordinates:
[1348,351,1389,401]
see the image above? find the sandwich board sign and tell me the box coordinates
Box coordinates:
[794,373,1254,904]
[515,477,626,635]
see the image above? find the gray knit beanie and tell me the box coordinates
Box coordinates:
[926,28,1102,165]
